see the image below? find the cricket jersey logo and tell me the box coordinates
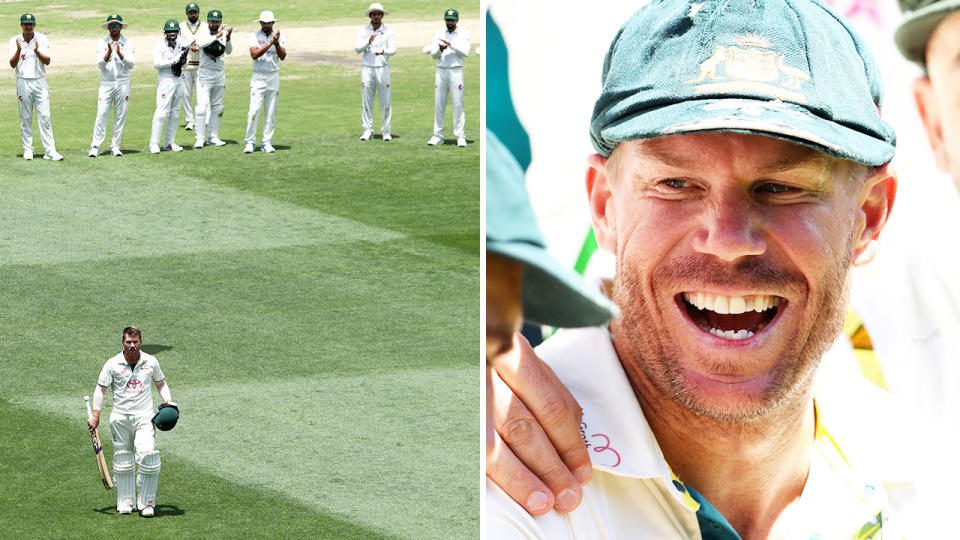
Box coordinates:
[685,33,810,103]
[127,379,143,392]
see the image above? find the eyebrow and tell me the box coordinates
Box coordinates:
[636,137,833,174]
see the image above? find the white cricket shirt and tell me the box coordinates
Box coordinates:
[354,23,395,67]
[487,327,932,539]
[153,39,184,81]
[96,35,135,82]
[97,351,165,415]
[248,30,285,76]
[195,25,232,84]
[430,27,470,68]
[8,32,49,79]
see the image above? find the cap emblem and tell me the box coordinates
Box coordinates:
[685,33,809,103]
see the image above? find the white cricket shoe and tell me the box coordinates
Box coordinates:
[261,143,275,153]
[360,130,373,141]
[382,133,392,141]
[149,143,161,154]
[23,150,33,160]
[184,122,194,131]
[88,147,99,157]
[166,143,183,152]
[118,504,133,515]
[208,137,226,147]
[427,136,444,146]
[111,147,123,157]
[140,506,154,518]
[243,142,255,154]
[193,139,204,149]
[457,138,467,147]
[43,150,63,161]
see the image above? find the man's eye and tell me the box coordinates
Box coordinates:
[756,183,798,194]
[662,179,689,189]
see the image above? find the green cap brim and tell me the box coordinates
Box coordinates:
[487,131,618,328]
[598,97,895,167]
[895,0,960,66]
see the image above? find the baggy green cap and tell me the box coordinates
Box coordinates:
[207,9,222,21]
[186,2,200,13]
[894,0,960,67]
[487,131,618,328]
[444,9,459,20]
[590,0,896,167]
[20,13,36,24]
[164,19,180,32]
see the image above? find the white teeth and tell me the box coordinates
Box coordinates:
[708,328,755,340]
[682,292,781,314]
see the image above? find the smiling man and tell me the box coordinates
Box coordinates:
[485,1,926,538]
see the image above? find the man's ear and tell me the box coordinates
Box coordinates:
[586,154,616,253]
[914,77,950,173]
[853,165,897,267]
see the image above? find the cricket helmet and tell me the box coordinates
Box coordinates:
[203,39,226,57]
[152,403,180,431]
[164,19,180,33]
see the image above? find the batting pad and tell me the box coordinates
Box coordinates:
[137,450,161,509]
[113,450,136,510]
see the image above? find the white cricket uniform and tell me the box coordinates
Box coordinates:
[244,30,285,145]
[150,39,185,147]
[194,26,232,144]
[488,327,941,538]
[354,23,395,135]
[430,26,470,139]
[9,32,57,155]
[97,351,165,462]
[90,35,135,152]
[178,19,202,126]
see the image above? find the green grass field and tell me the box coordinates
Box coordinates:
[0,2,481,538]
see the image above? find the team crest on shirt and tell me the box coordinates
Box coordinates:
[18,95,22,101]
[127,379,143,391]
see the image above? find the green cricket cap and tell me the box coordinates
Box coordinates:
[164,19,180,32]
[102,13,127,28]
[207,9,222,21]
[895,0,960,67]
[20,13,35,24]
[590,0,896,167]
[444,9,459,20]
[186,2,200,13]
[487,131,618,328]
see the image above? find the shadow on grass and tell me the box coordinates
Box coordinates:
[141,344,173,355]
[94,504,184,517]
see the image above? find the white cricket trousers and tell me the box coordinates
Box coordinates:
[434,66,465,139]
[195,80,225,143]
[91,79,131,151]
[109,411,156,464]
[150,78,181,147]
[179,69,198,125]
[16,77,56,154]
[245,74,279,144]
[361,65,391,134]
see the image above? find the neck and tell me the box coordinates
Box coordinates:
[124,352,140,364]
[612,325,815,539]
[371,22,381,30]
[22,32,33,40]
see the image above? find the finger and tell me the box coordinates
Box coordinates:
[492,359,584,512]
[486,369,554,516]
[498,335,593,486]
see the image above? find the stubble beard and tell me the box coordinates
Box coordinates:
[610,245,851,423]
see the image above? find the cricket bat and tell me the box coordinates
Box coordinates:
[83,396,113,490]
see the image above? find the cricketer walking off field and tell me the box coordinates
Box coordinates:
[87,327,176,518]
